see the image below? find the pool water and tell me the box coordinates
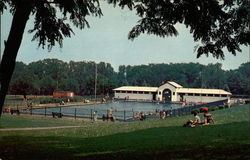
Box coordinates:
[86,101,182,112]
[27,101,182,120]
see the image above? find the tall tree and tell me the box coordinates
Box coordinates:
[9,62,39,97]
[0,0,102,115]
[109,0,249,58]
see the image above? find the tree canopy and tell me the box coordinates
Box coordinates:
[0,0,102,115]
[9,59,250,96]
[108,0,249,58]
[0,0,249,115]
[1,0,102,49]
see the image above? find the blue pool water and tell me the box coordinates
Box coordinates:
[26,101,182,120]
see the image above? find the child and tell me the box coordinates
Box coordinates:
[200,108,214,125]
[183,111,200,127]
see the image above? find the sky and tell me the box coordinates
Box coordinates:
[1,2,249,72]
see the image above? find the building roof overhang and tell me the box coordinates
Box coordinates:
[113,86,158,92]
[176,88,232,95]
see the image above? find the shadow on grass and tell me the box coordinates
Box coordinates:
[0,121,250,160]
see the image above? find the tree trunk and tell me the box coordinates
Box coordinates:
[0,3,32,116]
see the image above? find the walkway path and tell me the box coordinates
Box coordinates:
[0,126,81,131]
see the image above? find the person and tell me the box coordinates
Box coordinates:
[93,111,98,121]
[192,111,201,126]
[137,112,142,120]
[183,111,200,127]
[203,109,213,125]
[108,107,115,121]
[108,107,113,119]
[102,114,106,121]
[137,112,145,121]
[101,98,106,103]
[161,110,166,119]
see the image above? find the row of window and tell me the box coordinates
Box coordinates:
[179,93,228,97]
[115,91,152,94]
[115,91,228,97]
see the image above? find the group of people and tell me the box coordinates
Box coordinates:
[184,107,213,127]
[93,107,117,122]
[100,107,116,122]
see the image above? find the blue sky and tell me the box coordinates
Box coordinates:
[1,2,249,71]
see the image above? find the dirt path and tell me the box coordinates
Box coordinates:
[0,126,82,131]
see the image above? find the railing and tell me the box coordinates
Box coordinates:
[3,99,228,122]
[165,99,228,118]
[13,107,137,122]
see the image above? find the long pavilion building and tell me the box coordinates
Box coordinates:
[113,81,231,103]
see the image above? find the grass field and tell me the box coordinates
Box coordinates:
[0,104,249,160]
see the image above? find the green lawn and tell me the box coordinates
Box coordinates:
[0,115,85,128]
[0,104,249,160]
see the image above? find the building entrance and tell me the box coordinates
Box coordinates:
[162,89,172,102]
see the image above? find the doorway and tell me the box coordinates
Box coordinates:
[162,89,172,102]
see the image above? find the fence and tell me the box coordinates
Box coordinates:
[14,107,137,122]
[3,99,228,122]
[163,99,228,117]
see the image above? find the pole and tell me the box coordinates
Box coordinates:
[124,110,126,121]
[94,63,97,102]
[132,108,134,119]
[75,108,76,119]
[30,105,32,115]
[107,109,109,121]
[91,109,93,120]
[45,107,46,116]
[201,70,203,103]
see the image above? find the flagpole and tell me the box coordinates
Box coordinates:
[94,63,97,102]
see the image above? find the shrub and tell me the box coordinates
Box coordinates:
[209,107,216,111]
[208,106,218,111]
[245,100,250,104]
[218,105,224,110]
[70,96,84,102]
[38,96,84,104]
[224,104,229,109]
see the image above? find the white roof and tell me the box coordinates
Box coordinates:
[167,81,183,88]
[177,88,231,95]
[113,86,158,92]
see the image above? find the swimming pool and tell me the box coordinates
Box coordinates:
[24,101,182,120]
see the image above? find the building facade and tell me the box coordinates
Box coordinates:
[53,91,74,98]
[113,86,158,101]
[113,81,231,103]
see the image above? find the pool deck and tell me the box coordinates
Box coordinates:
[34,101,104,109]
[4,101,106,112]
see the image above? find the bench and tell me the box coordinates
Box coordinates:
[52,112,63,118]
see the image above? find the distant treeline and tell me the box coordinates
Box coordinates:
[9,59,250,96]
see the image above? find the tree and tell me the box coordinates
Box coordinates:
[0,0,102,115]
[9,62,39,97]
[109,0,249,58]
[1,0,249,115]
[200,63,226,89]
[226,62,250,95]
[39,75,57,95]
